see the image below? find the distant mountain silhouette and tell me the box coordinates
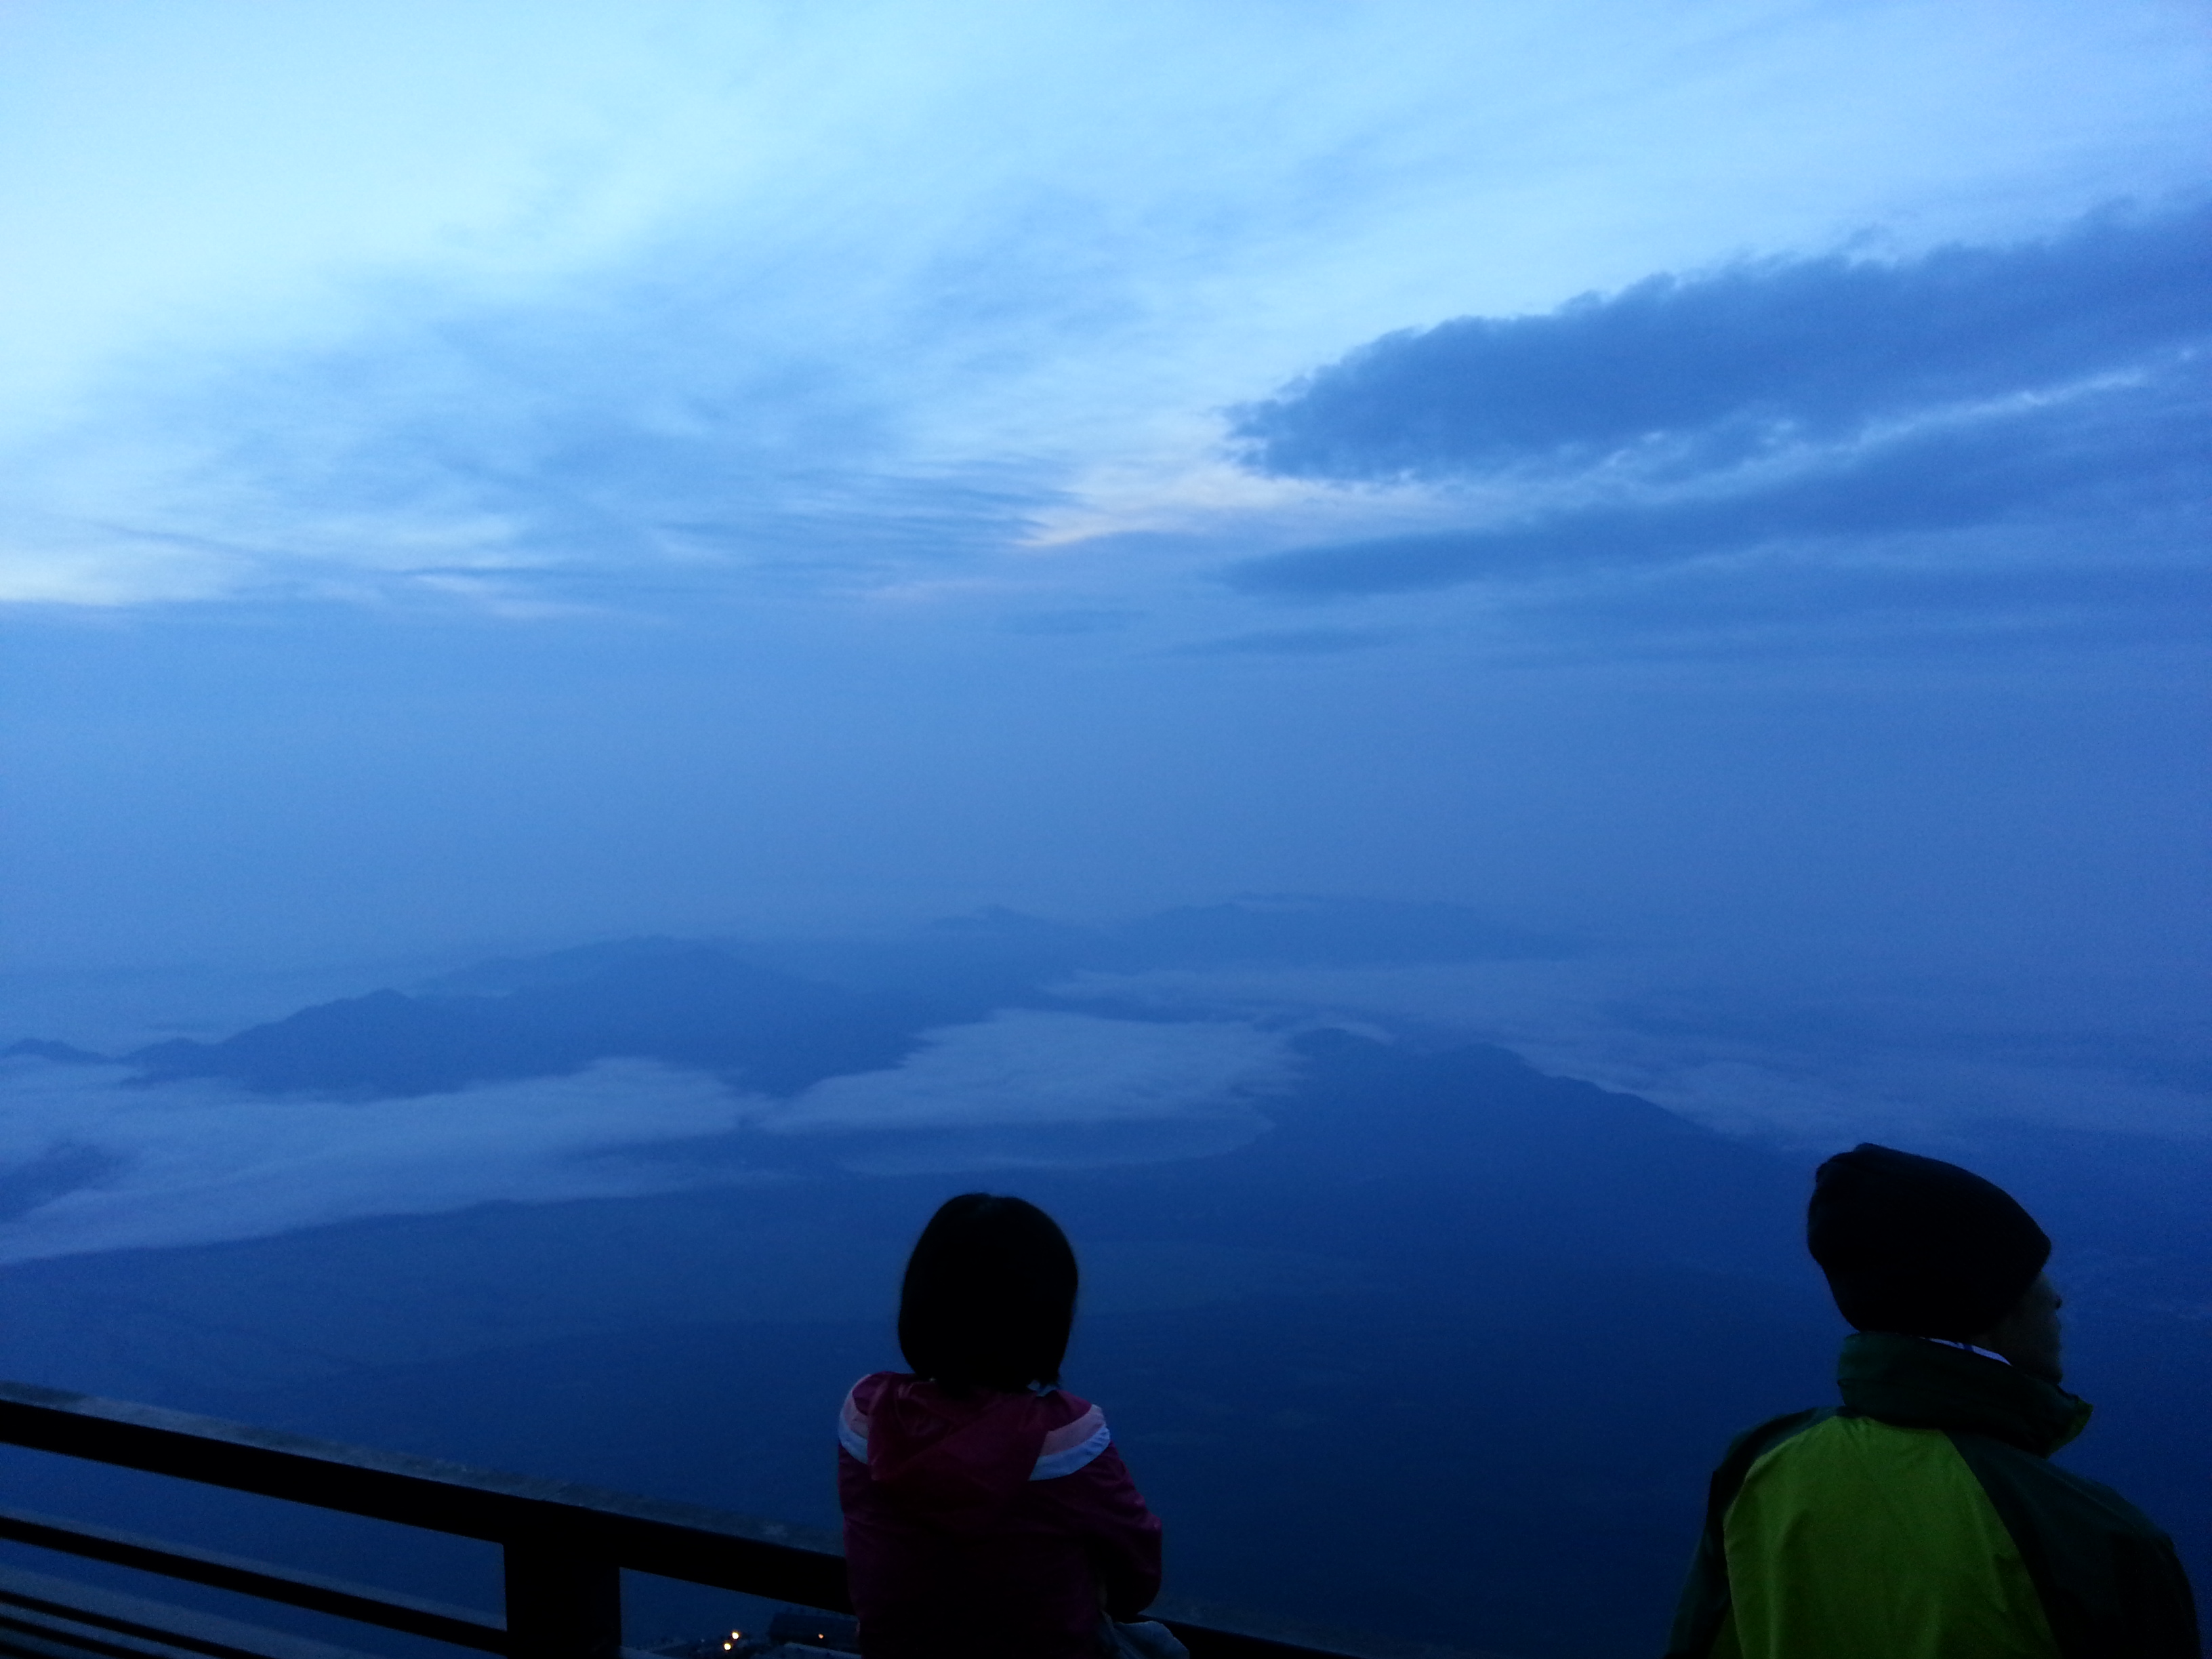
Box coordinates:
[4,1039,110,1064]
[957,1026,1816,1294]
[110,898,1569,1099]
[0,1142,128,1222]
[127,943,932,1097]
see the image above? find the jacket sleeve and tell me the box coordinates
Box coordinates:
[1056,1444,1164,1621]
[1663,1409,1829,1658]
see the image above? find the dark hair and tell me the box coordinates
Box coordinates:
[897,1194,1078,1392]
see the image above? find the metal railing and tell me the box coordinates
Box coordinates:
[0,1381,1490,1659]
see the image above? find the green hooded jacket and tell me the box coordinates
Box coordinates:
[1664,1333,2198,1658]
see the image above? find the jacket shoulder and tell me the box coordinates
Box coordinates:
[1948,1432,2200,1658]
[838,1371,907,1462]
[1031,1390,1111,1481]
[1662,1408,1834,1658]
[845,1371,909,1416]
[1721,1407,1835,1484]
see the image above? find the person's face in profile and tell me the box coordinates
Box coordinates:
[1980,1272,2064,1383]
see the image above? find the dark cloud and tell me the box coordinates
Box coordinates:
[1230,369,2208,595]
[1225,205,2211,613]
[1233,203,2212,480]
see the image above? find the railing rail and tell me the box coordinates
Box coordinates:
[0,1382,1492,1659]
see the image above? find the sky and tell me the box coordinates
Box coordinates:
[1,0,2207,1002]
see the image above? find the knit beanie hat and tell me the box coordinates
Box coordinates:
[1807,1144,2050,1338]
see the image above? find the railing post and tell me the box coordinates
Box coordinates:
[504,1540,621,1659]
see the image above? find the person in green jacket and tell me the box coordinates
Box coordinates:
[1665,1143,2198,1658]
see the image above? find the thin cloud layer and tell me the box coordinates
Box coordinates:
[0,1010,1297,1261]
[760,1008,1293,1151]
[1231,373,2207,596]
[0,1058,765,1265]
[1228,205,2211,602]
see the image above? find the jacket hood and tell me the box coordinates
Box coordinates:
[1837,1331,2092,1456]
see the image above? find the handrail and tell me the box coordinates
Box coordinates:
[0,1500,505,1650]
[0,1380,1498,1659]
[0,1382,850,1610]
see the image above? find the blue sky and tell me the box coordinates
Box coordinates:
[1,0,2207,989]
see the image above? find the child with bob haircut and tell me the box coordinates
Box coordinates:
[837,1193,1167,1658]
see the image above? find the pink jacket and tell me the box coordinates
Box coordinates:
[837,1372,1163,1659]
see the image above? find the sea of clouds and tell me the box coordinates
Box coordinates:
[1061,958,2212,1152]
[3,945,2205,1269]
[0,1009,1298,1264]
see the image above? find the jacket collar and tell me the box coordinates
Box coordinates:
[1837,1331,2093,1456]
